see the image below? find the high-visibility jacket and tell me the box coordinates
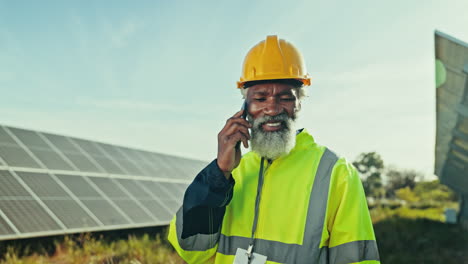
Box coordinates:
[168,129,380,264]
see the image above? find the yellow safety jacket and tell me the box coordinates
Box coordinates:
[169,129,380,264]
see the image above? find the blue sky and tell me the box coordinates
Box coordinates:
[1,0,467,177]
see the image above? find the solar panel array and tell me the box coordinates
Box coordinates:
[0,125,206,240]
[434,31,468,192]
[434,31,468,226]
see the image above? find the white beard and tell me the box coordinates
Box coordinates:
[248,113,297,160]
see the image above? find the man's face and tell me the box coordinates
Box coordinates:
[245,83,301,159]
[246,83,301,126]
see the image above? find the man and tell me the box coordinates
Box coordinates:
[168,35,380,264]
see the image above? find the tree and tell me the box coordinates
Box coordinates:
[384,167,421,198]
[395,187,419,203]
[353,152,385,198]
[413,180,458,202]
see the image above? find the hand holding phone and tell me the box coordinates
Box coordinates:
[216,100,251,179]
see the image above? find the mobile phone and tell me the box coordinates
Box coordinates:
[236,101,248,149]
[241,100,248,120]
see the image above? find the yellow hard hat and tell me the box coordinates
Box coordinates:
[237,35,311,88]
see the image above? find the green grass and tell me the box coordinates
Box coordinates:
[374,217,468,264]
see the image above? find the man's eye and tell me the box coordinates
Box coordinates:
[281,97,295,101]
[254,98,266,102]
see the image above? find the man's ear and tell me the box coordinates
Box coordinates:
[297,101,302,112]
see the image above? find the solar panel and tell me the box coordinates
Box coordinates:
[0,199,62,233]
[43,133,102,172]
[42,200,99,229]
[90,177,131,198]
[56,175,102,198]
[114,200,154,224]
[81,200,130,226]
[71,139,125,174]
[0,144,41,168]
[0,215,14,235]
[141,181,182,215]
[0,127,17,145]
[434,31,468,227]
[435,31,468,189]
[0,124,206,240]
[0,170,32,197]
[89,177,156,223]
[60,152,101,172]
[17,172,70,197]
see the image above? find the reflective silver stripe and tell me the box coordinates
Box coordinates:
[329,240,380,264]
[175,206,220,251]
[296,148,338,264]
[219,235,302,262]
[218,149,339,263]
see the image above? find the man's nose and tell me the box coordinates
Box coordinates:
[263,99,282,116]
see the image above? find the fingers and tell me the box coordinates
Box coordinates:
[219,116,250,134]
[223,123,250,141]
[217,110,250,173]
[218,110,251,139]
[243,137,248,148]
[226,111,251,125]
[226,131,249,149]
[219,127,249,147]
[233,109,244,118]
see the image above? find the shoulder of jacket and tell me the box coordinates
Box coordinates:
[329,153,361,187]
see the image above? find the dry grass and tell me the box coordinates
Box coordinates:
[1,205,466,264]
[1,233,185,264]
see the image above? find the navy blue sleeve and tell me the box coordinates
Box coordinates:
[181,159,235,239]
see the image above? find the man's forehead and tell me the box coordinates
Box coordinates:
[247,83,296,95]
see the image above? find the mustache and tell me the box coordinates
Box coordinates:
[249,112,292,130]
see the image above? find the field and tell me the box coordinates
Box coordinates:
[1,209,467,264]
[1,180,467,264]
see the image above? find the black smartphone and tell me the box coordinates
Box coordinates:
[236,100,248,149]
[241,100,248,120]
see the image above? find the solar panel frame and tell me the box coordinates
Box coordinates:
[135,180,181,215]
[70,138,125,174]
[89,177,132,199]
[42,133,81,153]
[0,199,62,233]
[0,144,42,168]
[113,199,155,224]
[7,127,51,149]
[0,127,19,145]
[0,124,206,241]
[7,170,67,230]
[0,170,33,197]
[56,174,133,225]
[81,200,130,226]
[17,171,71,198]
[98,147,182,221]
[42,199,100,229]
[103,145,145,176]
[0,209,17,235]
[127,149,164,176]
[89,177,159,221]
